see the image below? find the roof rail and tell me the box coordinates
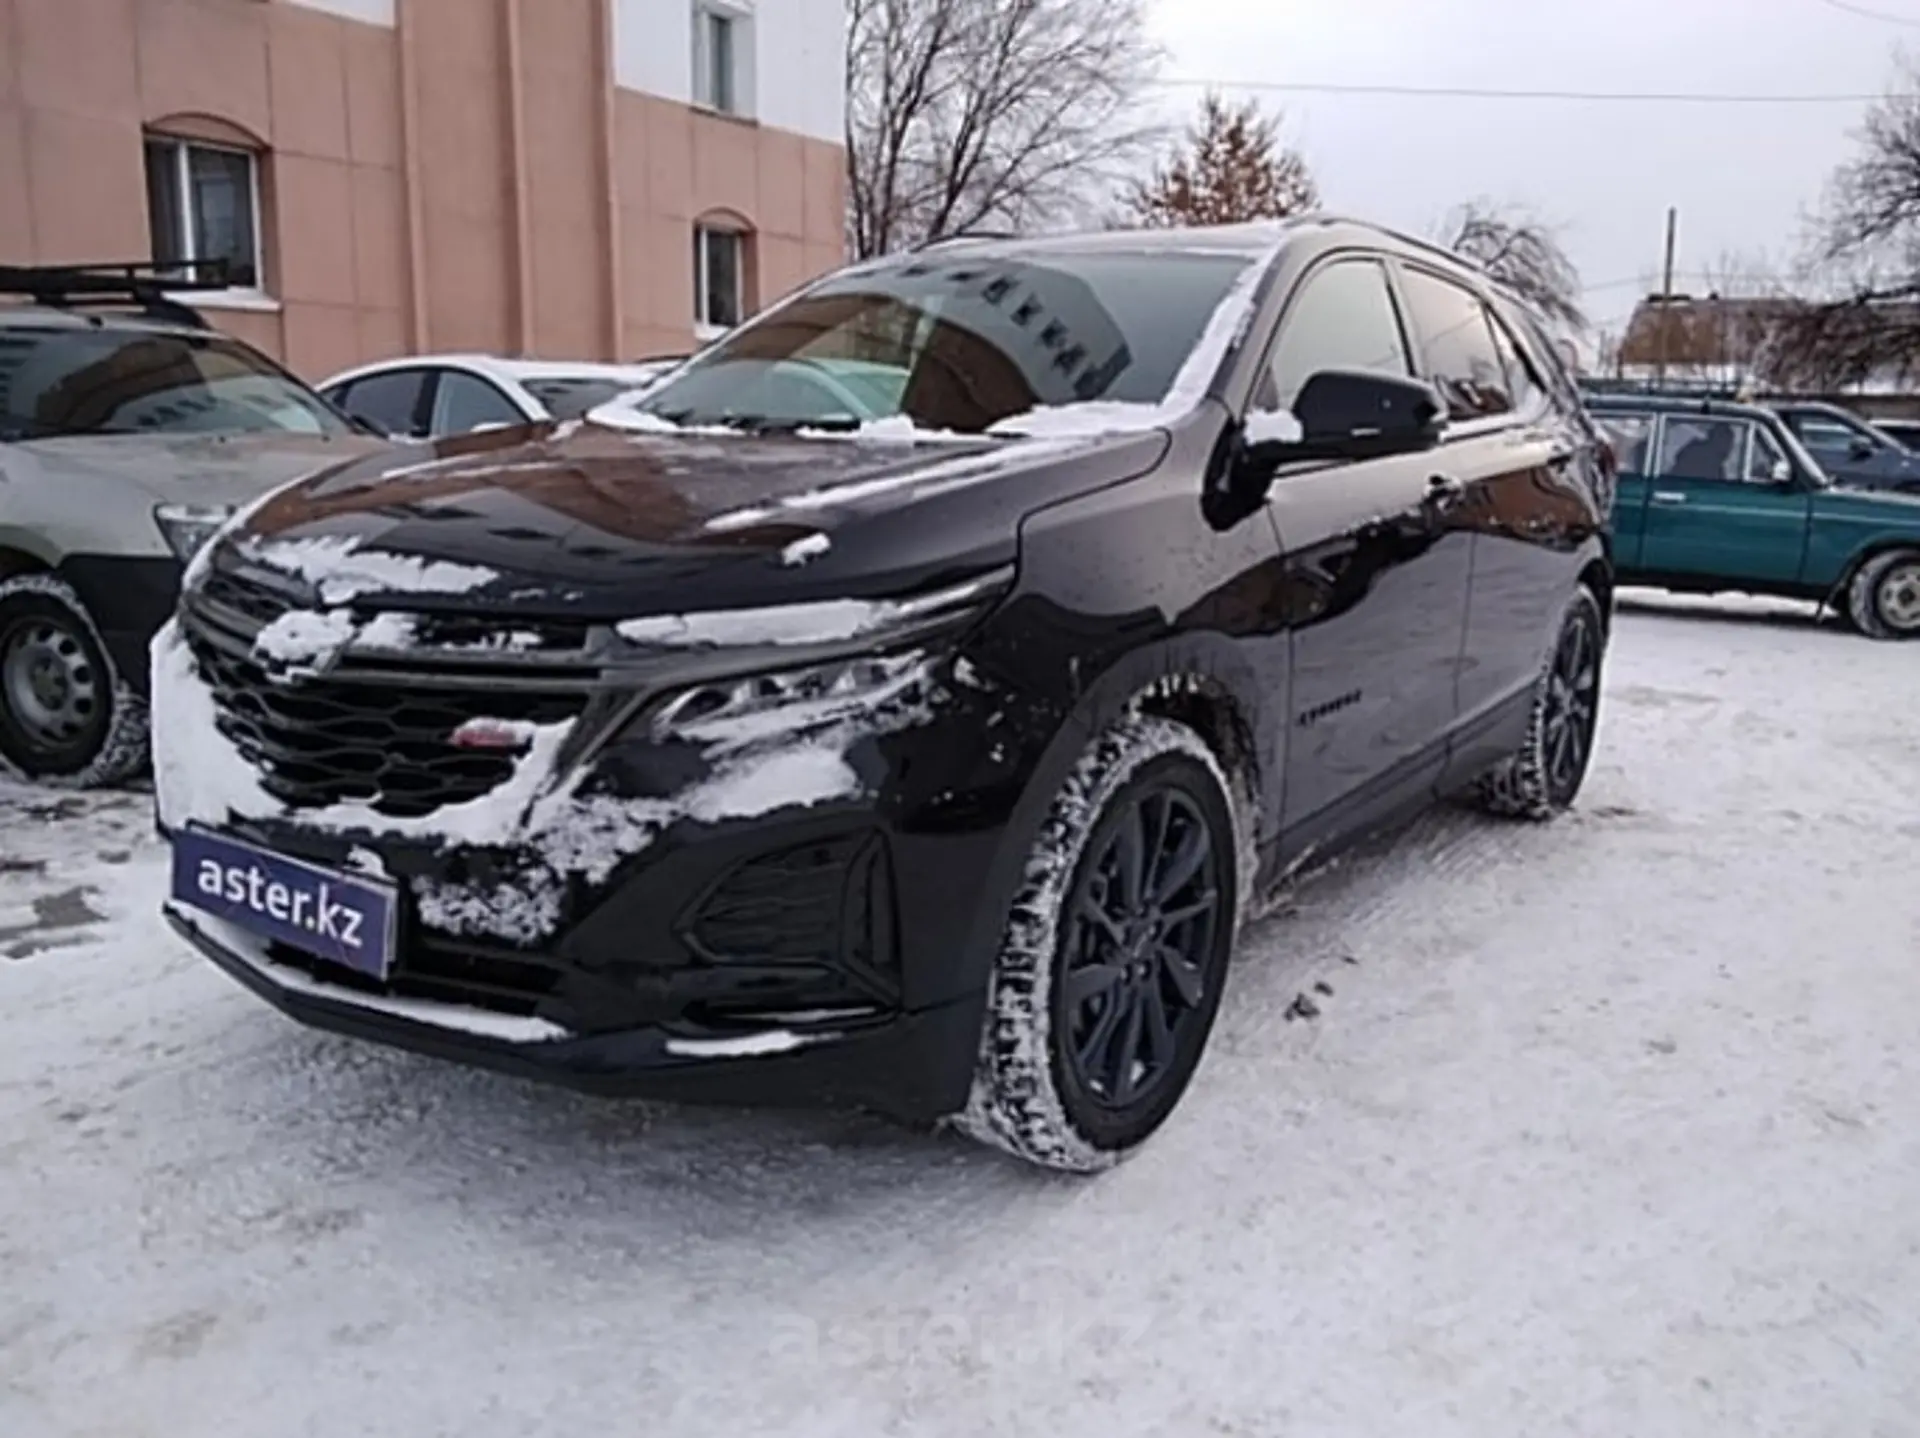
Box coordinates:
[0,260,229,328]
[912,230,1020,252]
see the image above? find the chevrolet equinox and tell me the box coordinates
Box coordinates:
[153,218,1613,1173]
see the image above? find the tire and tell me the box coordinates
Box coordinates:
[956,715,1241,1173]
[0,574,149,788]
[1845,548,1920,641]
[1475,583,1605,821]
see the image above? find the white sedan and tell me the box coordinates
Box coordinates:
[317,354,685,440]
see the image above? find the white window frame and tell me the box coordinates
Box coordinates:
[145,134,276,313]
[693,223,746,339]
[691,0,755,119]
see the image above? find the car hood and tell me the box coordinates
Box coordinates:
[12,431,394,507]
[224,419,1169,617]
[1814,483,1920,519]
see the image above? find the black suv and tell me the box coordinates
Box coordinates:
[153,219,1613,1173]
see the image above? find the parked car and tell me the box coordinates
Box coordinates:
[152,218,1613,1172]
[1589,393,1920,637]
[0,263,389,786]
[1869,417,1920,452]
[1769,399,1920,494]
[318,354,685,440]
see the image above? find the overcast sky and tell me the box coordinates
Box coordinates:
[1144,0,1909,336]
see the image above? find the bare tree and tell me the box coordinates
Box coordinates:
[846,0,1163,259]
[1768,56,1920,390]
[1124,93,1317,228]
[1442,199,1586,332]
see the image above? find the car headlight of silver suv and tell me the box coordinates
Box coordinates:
[154,503,237,563]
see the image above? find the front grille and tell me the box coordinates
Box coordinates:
[186,627,584,816]
[197,569,591,654]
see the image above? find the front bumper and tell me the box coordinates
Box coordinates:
[168,903,985,1121]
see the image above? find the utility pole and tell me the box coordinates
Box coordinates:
[1654,206,1678,386]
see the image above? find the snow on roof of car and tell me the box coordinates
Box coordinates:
[319,353,682,393]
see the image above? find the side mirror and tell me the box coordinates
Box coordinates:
[1242,370,1446,478]
[1771,458,1793,484]
[1850,436,1876,461]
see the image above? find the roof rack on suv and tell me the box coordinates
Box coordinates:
[0,260,230,329]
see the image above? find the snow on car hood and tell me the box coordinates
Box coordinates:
[10,431,394,507]
[218,418,1162,617]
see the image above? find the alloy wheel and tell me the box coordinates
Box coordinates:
[1059,785,1224,1111]
[1541,604,1601,805]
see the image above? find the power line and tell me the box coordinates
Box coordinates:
[1150,77,1880,105]
[1816,0,1920,26]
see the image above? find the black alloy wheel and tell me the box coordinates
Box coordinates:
[1056,785,1224,1112]
[1540,596,1601,808]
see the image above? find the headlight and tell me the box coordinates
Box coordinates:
[154,503,236,563]
[644,651,932,747]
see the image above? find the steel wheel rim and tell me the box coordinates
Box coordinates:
[1542,605,1599,799]
[1877,562,1920,632]
[1060,786,1223,1110]
[0,615,102,755]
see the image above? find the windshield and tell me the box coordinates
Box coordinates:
[521,375,662,421]
[0,325,351,441]
[623,249,1257,435]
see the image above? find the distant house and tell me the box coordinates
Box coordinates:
[1609,293,1920,420]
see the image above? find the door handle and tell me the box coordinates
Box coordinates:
[1547,447,1576,468]
[1650,490,1687,505]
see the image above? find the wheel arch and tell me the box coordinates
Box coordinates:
[0,546,51,583]
[1829,536,1920,609]
[1578,554,1615,635]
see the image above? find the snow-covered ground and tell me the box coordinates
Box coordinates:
[4,592,1918,1437]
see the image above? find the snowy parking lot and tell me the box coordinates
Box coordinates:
[3,593,1918,1437]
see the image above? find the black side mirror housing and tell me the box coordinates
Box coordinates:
[1849,436,1876,461]
[1233,369,1446,494]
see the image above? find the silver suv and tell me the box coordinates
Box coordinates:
[0,265,388,786]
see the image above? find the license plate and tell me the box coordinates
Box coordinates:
[171,828,398,981]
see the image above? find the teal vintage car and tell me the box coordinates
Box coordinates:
[1588,393,1920,639]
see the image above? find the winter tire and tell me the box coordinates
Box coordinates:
[0,574,149,787]
[1475,583,1604,821]
[1845,548,1920,640]
[957,714,1240,1173]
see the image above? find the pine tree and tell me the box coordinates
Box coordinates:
[1127,93,1318,228]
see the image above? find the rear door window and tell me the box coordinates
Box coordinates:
[336,368,430,438]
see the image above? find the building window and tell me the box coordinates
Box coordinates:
[694,224,744,333]
[144,136,261,291]
[692,2,749,116]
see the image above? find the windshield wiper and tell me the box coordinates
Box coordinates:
[643,410,865,435]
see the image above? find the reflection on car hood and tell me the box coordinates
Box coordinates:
[228,418,1165,617]
[11,431,395,507]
